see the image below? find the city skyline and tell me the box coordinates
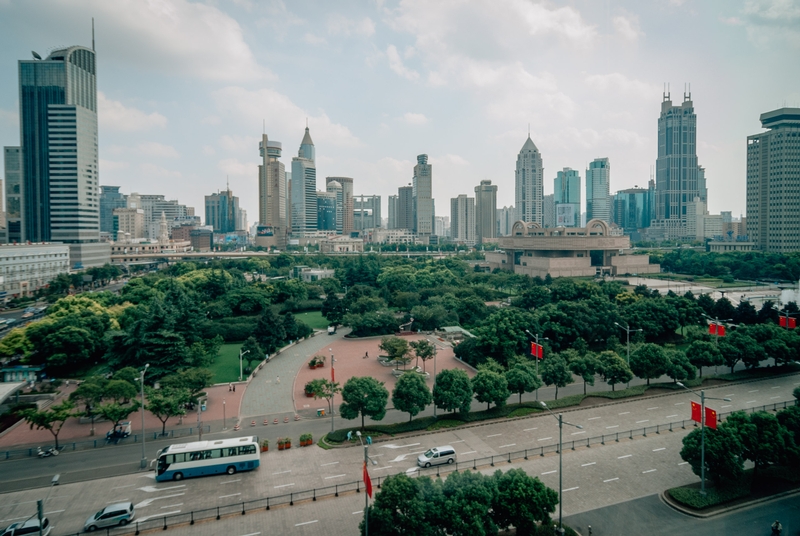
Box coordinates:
[1,1,799,224]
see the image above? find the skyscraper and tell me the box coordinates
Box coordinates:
[746,108,800,252]
[515,135,544,225]
[413,154,433,241]
[205,187,239,233]
[397,185,414,230]
[450,194,475,245]
[613,187,653,234]
[316,191,337,231]
[258,134,287,247]
[554,168,580,227]
[354,195,381,230]
[326,180,343,233]
[291,127,317,235]
[327,177,353,235]
[586,158,611,223]
[100,186,126,235]
[474,180,497,243]
[387,194,398,229]
[18,45,109,267]
[654,90,707,238]
[497,205,516,236]
[3,147,23,243]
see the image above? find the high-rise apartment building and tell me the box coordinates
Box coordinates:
[515,136,544,225]
[586,158,611,223]
[17,45,109,267]
[354,195,381,231]
[554,168,580,227]
[138,194,191,240]
[327,177,353,234]
[542,194,555,228]
[291,127,317,235]
[413,155,433,241]
[746,108,800,252]
[100,186,126,236]
[205,188,239,233]
[3,147,23,243]
[497,205,516,236]
[387,195,398,229]
[654,90,707,238]
[613,187,654,234]
[326,180,344,234]
[474,180,497,244]
[450,194,475,245]
[317,191,336,231]
[397,185,414,230]
[258,134,287,247]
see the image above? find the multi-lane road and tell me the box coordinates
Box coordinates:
[1,372,797,535]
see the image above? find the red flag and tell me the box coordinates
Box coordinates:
[708,324,717,335]
[363,461,373,498]
[705,407,717,430]
[691,401,702,423]
[718,325,726,337]
[530,343,543,359]
[780,316,787,328]
[531,342,536,356]
[792,318,797,329]
[780,317,797,329]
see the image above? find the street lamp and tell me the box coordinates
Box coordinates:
[356,431,378,536]
[223,398,226,431]
[239,348,250,382]
[539,401,582,536]
[33,474,59,536]
[614,322,642,388]
[676,382,730,495]
[432,344,444,417]
[525,330,548,400]
[139,364,149,469]
[330,348,336,433]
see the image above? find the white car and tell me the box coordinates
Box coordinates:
[84,502,135,532]
[1,517,51,536]
[417,446,457,468]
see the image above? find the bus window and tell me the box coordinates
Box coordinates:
[227,447,238,457]
[209,449,223,459]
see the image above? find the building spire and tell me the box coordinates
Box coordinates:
[92,17,95,51]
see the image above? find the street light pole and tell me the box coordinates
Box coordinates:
[139,364,149,469]
[525,330,547,400]
[676,382,730,495]
[330,348,336,433]
[356,431,378,536]
[539,402,581,536]
[614,322,642,388]
[433,345,439,417]
[239,349,250,382]
[223,399,226,430]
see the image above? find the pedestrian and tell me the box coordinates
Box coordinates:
[233,384,236,392]
[229,383,232,392]
[364,351,369,359]
[276,376,280,384]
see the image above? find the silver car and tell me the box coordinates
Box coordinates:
[417,446,457,468]
[84,502,135,532]
[1,517,51,536]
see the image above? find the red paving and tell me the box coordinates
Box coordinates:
[292,334,475,415]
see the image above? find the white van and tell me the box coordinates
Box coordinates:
[1,517,51,536]
[84,502,135,532]
[417,446,457,468]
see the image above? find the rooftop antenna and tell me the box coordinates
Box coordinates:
[528,123,530,137]
[263,119,265,135]
[92,17,95,51]
[226,175,229,191]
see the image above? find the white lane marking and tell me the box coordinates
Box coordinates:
[653,448,666,452]
[642,469,657,474]
[373,466,393,470]
[770,396,780,399]
[538,437,553,441]
[219,493,241,499]
[563,486,579,492]
[0,517,28,523]
[524,427,538,431]
[461,450,477,455]
[137,511,181,523]
[748,389,759,393]
[241,533,261,536]
[321,462,339,466]
[542,470,557,475]
[618,455,632,459]
[666,415,678,418]
[619,412,630,415]
[771,386,780,389]
[587,417,601,420]
[221,479,241,484]
[405,467,418,473]
[274,483,295,489]
[451,440,465,443]
[725,394,735,397]
[135,493,185,509]
[581,462,596,467]
[352,511,363,515]
[675,402,685,405]
[571,431,586,435]
[603,478,619,483]
[486,434,502,438]
[678,462,689,466]
[746,400,757,404]
[43,510,65,515]
[137,485,185,493]
[378,443,420,449]
[107,499,130,504]
[295,521,318,527]
[606,425,619,429]
[273,470,291,475]
[647,407,659,410]
[721,405,732,408]
[499,443,516,448]
[112,485,135,490]
[324,474,347,480]
[390,453,414,463]
[161,504,183,509]
[636,420,649,423]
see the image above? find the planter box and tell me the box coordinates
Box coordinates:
[305,392,314,397]
[261,446,269,452]
[278,444,285,451]
[284,443,292,449]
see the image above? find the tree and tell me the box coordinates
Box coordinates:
[146,387,190,435]
[471,369,510,410]
[472,308,537,366]
[733,300,759,325]
[380,336,412,369]
[159,368,213,402]
[685,340,723,377]
[440,470,498,536]
[340,376,389,430]
[568,353,600,395]
[433,369,473,414]
[725,410,791,481]
[392,372,432,421]
[597,350,633,391]
[539,355,573,399]
[21,400,75,449]
[307,378,341,420]
[321,293,345,327]
[69,376,107,435]
[281,312,301,342]
[253,307,286,353]
[103,380,138,404]
[664,349,696,383]
[680,425,745,486]
[629,343,670,385]
[360,474,441,536]
[240,336,264,370]
[409,339,436,372]
[505,359,542,403]
[491,469,558,536]
[97,401,140,430]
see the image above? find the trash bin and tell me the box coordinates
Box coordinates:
[317,409,325,417]
[201,403,207,412]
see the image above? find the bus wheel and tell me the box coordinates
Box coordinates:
[226,466,236,475]
[173,472,184,481]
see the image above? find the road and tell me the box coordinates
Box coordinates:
[1,372,797,535]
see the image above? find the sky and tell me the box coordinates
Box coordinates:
[1,0,799,225]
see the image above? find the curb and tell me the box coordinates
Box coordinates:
[659,487,800,518]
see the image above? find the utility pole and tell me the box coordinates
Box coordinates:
[525,330,547,400]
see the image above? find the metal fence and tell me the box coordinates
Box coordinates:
[1,425,211,460]
[55,398,797,536]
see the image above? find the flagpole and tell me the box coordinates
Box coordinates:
[357,431,376,535]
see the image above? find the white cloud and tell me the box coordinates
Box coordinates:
[202,145,216,156]
[386,44,419,80]
[140,163,182,178]
[584,73,660,99]
[98,92,167,132]
[219,135,260,153]
[326,14,375,37]
[212,86,360,148]
[304,33,327,45]
[218,158,257,177]
[613,15,641,42]
[400,112,428,125]
[99,159,129,172]
[136,142,180,158]
[741,0,800,48]
[430,154,470,166]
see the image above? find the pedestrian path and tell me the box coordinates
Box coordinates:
[239,331,347,418]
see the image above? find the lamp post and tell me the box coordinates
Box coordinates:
[525,330,547,400]
[614,322,642,388]
[35,474,59,536]
[539,401,582,535]
[676,382,730,495]
[139,364,149,469]
[330,348,336,433]
[223,399,226,430]
[239,349,250,382]
[356,431,378,536]
[433,344,442,417]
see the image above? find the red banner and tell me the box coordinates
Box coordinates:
[691,401,702,423]
[705,407,718,430]
[708,323,726,337]
[531,343,543,359]
[780,316,797,329]
[708,324,716,335]
[363,461,373,498]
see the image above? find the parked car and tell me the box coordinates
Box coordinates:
[417,445,457,468]
[1,517,51,536]
[105,421,132,444]
[84,502,135,532]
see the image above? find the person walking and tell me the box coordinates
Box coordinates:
[364,351,369,359]
[276,376,280,384]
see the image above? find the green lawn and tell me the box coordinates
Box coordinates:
[294,310,329,330]
[209,343,244,384]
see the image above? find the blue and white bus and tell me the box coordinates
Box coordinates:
[154,436,260,481]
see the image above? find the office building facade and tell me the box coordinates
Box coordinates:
[746,107,800,252]
[3,147,23,243]
[397,185,414,230]
[450,195,475,245]
[515,135,544,225]
[413,155,433,240]
[354,195,381,231]
[586,158,611,223]
[291,127,317,235]
[316,191,337,231]
[258,134,287,247]
[327,177,353,235]
[387,195,398,229]
[326,180,343,233]
[100,186,126,236]
[474,180,497,243]
[497,205,516,236]
[554,168,580,227]
[205,188,240,233]
[613,187,653,234]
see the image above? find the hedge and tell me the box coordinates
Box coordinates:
[668,476,751,509]
[201,316,258,342]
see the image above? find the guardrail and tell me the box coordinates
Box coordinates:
[55,398,797,536]
[1,425,211,461]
